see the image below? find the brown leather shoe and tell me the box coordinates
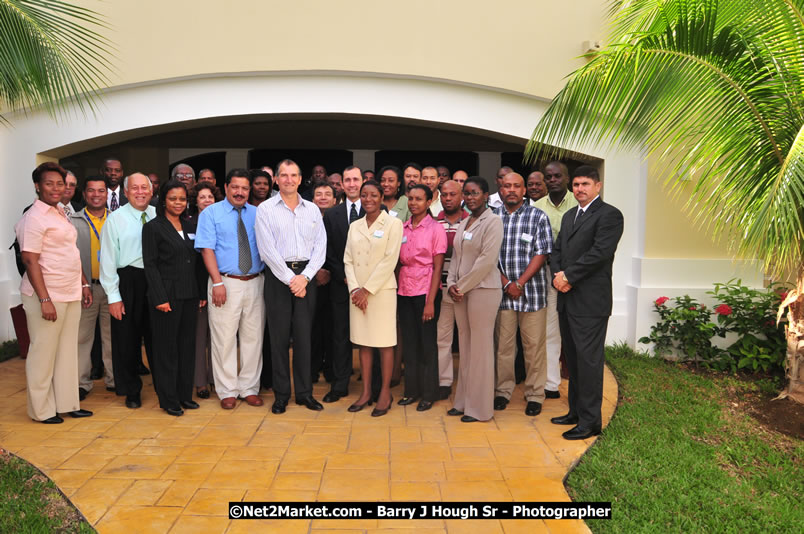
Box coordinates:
[243,395,264,407]
[220,397,237,410]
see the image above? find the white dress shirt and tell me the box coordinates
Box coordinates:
[345,198,361,224]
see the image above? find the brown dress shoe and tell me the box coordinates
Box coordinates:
[243,395,264,407]
[220,397,237,410]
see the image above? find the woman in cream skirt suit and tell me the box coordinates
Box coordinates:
[446,176,504,423]
[344,180,403,416]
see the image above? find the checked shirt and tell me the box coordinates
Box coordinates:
[494,202,552,312]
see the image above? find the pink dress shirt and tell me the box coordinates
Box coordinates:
[398,215,447,297]
[15,200,81,302]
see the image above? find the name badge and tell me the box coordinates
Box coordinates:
[463,231,473,241]
[389,210,398,218]
[373,230,384,238]
[520,233,533,244]
[188,233,196,240]
[401,235,408,244]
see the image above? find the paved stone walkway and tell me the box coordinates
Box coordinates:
[0,355,616,533]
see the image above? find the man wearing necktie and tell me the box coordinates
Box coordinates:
[196,169,266,410]
[99,173,156,409]
[102,158,127,212]
[255,159,327,414]
[550,165,623,440]
[321,166,365,404]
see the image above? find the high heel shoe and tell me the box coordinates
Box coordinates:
[371,396,393,417]
[348,398,373,412]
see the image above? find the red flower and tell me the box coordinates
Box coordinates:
[715,304,733,316]
[655,296,669,306]
[780,291,789,300]
[689,306,696,310]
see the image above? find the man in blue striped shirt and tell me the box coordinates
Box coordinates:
[492,172,553,417]
[256,159,327,414]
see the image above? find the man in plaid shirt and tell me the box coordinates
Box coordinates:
[493,172,553,416]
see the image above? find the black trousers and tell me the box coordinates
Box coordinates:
[150,298,198,409]
[558,312,608,429]
[310,281,333,381]
[328,280,352,396]
[265,268,317,402]
[398,292,441,401]
[110,267,153,398]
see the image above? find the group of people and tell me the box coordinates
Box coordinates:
[16,155,622,440]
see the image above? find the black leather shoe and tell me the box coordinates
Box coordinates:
[165,407,184,417]
[106,386,116,392]
[397,396,417,406]
[525,401,542,416]
[562,425,601,440]
[125,395,141,409]
[347,398,373,412]
[272,400,287,414]
[296,397,324,411]
[438,386,451,400]
[322,391,344,403]
[371,396,392,417]
[78,388,88,401]
[138,363,150,375]
[545,389,560,399]
[446,408,464,416]
[90,367,104,380]
[180,400,199,410]
[196,388,210,399]
[41,415,63,424]
[493,396,509,411]
[69,409,93,418]
[551,413,579,425]
[416,400,433,412]
[461,415,479,423]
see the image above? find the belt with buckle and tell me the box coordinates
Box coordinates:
[222,273,260,281]
[91,278,101,284]
[286,260,309,271]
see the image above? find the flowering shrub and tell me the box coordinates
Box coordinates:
[707,280,786,373]
[640,280,788,374]
[639,295,728,368]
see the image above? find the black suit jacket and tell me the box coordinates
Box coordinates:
[550,197,623,317]
[142,217,206,306]
[323,202,365,285]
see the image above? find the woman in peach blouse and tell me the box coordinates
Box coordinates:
[16,163,93,424]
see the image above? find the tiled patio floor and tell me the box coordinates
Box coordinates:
[0,355,617,533]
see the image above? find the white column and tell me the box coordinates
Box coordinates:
[476,151,501,188]
[226,149,250,170]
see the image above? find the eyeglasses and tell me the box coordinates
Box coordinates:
[175,173,194,179]
[463,190,484,197]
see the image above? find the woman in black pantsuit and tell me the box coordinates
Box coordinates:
[143,180,205,416]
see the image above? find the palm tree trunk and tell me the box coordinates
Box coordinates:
[781,266,804,403]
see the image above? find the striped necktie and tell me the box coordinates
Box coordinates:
[110,191,119,211]
[235,207,252,274]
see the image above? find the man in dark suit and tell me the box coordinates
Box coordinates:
[321,166,365,403]
[549,165,623,440]
[102,158,128,211]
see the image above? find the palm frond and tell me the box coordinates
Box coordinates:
[0,0,115,123]
[526,0,804,274]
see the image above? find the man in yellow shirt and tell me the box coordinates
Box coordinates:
[71,177,114,399]
[533,161,578,399]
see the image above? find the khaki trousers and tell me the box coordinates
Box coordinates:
[77,283,113,391]
[436,287,456,387]
[545,266,562,391]
[453,288,502,421]
[207,276,265,399]
[495,308,547,402]
[22,295,81,421]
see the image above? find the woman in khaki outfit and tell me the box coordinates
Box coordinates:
[344,180,403,416]
[446,176,504,422]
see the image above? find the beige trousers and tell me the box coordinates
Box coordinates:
[77,283,113,391]
[22,295,81,421]
[545,266,562,391]
[207,276,265,399]
[453,288,502,421]
[436,287,456,387]
[495,308,547,402]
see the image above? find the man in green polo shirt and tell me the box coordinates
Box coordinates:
[533,161,578,399]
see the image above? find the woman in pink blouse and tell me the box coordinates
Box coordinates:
[397,184,447,411]
[15,163,93,424]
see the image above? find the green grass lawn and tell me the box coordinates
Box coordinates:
[570,344,803,533]
[0,449,94,533]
